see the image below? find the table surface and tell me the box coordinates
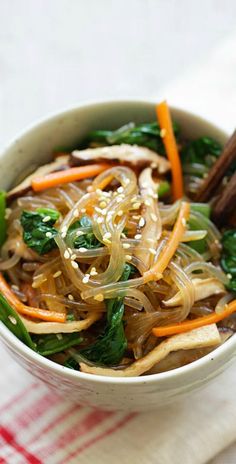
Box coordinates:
[1,2,236,463]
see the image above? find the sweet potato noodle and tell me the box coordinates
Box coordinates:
[1,104,236,376]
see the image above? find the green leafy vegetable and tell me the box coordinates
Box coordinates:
[221,230,236,292]
[32,333,83,356]
[181,136,222,177]
[83,121,180,155]
[21,209,59,255]
[0,191,7,246]
[157,180,171,198]
[68,215,101,250]
[190,203,211,219]
[187,207,210,254]
[0,293,83,356]
[0,294,36,349]
[80,264,132,366]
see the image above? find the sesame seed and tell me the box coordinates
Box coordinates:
[152,193,158,199]
[149,248,156,255]
[68,247,72,254]
[97,217,103,224]
[61,226,67,234]
[56,334,63,340]
[139,217,145,227]
[53,271,62,278]
[82,274,90,284]
[61,232,67,238]
[95,207,103,214]
[117,210,123,216]
[133,215,140,220]
[8,316,17,325]
[73,209,79,217]
[151,213,157,222]
[117,186,124,194]
[151,162,157,169]
[90,267,98,276]
[103,232,111,240]
[94,293,104,302]
[42,215,51,223]
[123,243,131,249]
[76,230,84,236]
[116,196,123,203]
[131,197,137,203]
[144,199,151,206]
[96,188,102,195]
[160,128,166,138]
[81,208,86,214]
[227,273,232,279]
[46,231,52,238]
[125,254,132,261]
[181,218,186,227]
[64,250,70,259]
[68,294,74,301]
[71,261,78,269]
[121,232,126,239]
[78,247,87,253]
[99,201,107,209]
[71,254,77,260]
[134,234,142,240]
[124,178,130,186]
[87,186,93,192]
[133,202,141,210]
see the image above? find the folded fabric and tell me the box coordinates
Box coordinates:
[0,344,236,464]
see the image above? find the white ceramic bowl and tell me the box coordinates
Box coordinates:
[0,100,236,412]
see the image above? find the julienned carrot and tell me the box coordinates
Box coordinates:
[32,163,110,192]
[156,101,184,200]
[0,273,66,323]
[152,299,236,337]
[144,201,190,282]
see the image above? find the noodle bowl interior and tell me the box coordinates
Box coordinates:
[0,102,236,377]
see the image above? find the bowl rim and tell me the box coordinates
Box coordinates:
[0,97,235,385]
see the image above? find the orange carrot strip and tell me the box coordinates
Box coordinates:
[32,163,110,192]
[153,299,236,337]
[0,273,66,323]
[144,201,190,282]
[156,101,184,200]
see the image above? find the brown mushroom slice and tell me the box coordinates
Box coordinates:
[164,277,225,307]
[20,311,101,334]
[71,144,170,173]
[80,324,220,377]
[7,155,70,200]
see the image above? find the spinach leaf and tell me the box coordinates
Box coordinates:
[221,230,236,292]
[32,333,83,356]
[0,294,36,350]
[68,215,101,250]
[187,207,211,254]
[222,230,236,255]
[0,191,6,246]
[83,121,180,155]
[157,180,171,198]
[80,263,132,366]
[181,137,222,177]
[21,209,59,255]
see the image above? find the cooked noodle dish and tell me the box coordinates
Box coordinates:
[0,101,236,377]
